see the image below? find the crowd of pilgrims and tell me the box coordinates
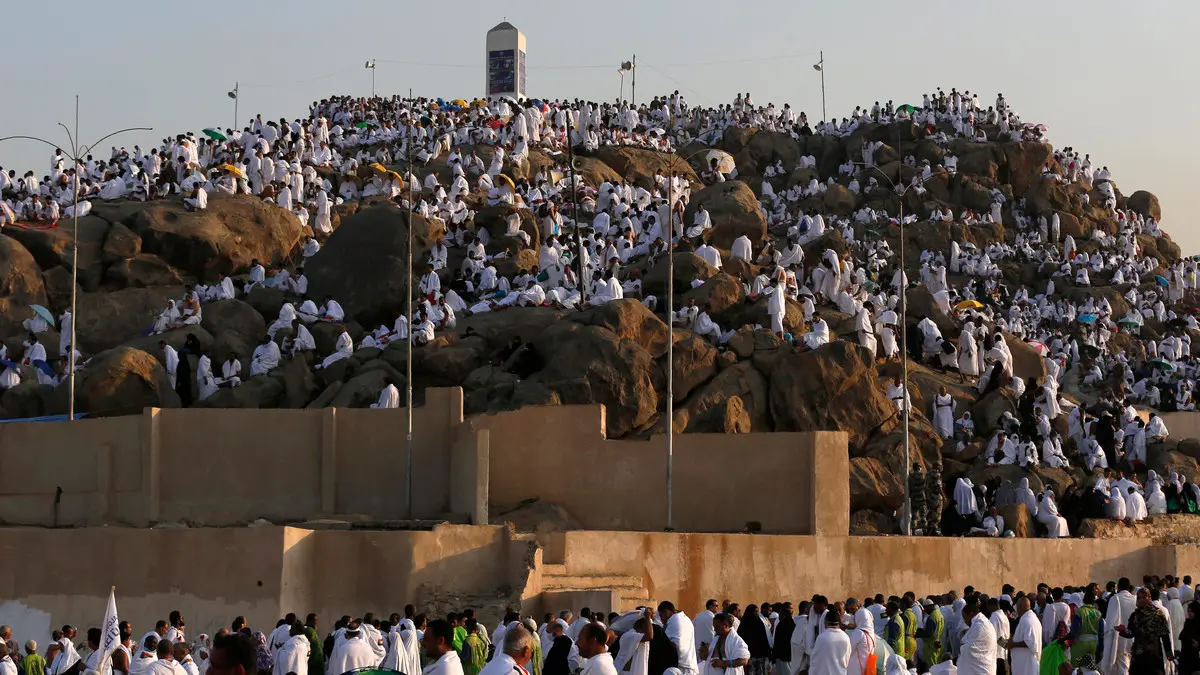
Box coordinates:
[12,574,1200,675]
[2,88,1199,528]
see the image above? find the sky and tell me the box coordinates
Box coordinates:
[3,0,1197,250]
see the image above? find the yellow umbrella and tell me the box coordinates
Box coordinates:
[955,300,984,311]
[369,163,388,174]
[385,170,404,183]
[472,99,489,109]
[218,163,246,179]
[451,99,468,107]
[495,174,515,191]
[703,150,736,174]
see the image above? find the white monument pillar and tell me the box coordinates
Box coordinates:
[485,21,526,100]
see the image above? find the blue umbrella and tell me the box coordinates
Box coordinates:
[31,360,55,377]
[29,304,55,326]
[1078,314,1098,325]
[0,359,17,370]
[1155,275,1170,287]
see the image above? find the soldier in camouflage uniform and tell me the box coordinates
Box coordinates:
[908,462,926,534]
[925,462,943,536]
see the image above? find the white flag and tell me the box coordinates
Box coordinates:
[98,588,120,675]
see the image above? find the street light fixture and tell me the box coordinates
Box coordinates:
[618,60,634,103]
[813,51,826,124]
[0,96,150,421]
[365,60,377,98]
[227,83,239,130]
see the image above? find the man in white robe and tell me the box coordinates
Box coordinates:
[1008,597,1041,675]
[161,341,179,390]
[808,609,850,675]
[250,337,281,376]
[659,602,698,675]
[1101,582,1136,675]
[327,625,378,675]
[803,313,830,350]
[371,383,400,409]
[317,328,353,369]
[956,603,996,675]
[271,625,309,675]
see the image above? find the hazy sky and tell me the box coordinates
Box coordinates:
[4,1,1196,250]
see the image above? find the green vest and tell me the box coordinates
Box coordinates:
[901,609,918,659]
[884,617,905,656]
[926,610,946,664]
[1077,605,1101,637]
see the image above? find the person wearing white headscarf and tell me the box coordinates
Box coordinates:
[884,654,907,675]
[1107,487,1127,520]
[1167,587,1185,651]
[953,478,978,517]
[1014,478,1038,518]
[1123,487,1147,522]
[1036,491,1070,538]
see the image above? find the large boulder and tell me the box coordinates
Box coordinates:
[101,222,141,262]
[997,503,1033,537]
[743,131,802,174]
[849,456,905,511]
[671,361,770,433]
[473,204,539,255]
[1001,142,1054,198]
[593,147,697,188]
[0,237,49,339]
[639,252,717,297]
[67,346,181,415]
[104,255,184,288]
[199,375,285,409]
[201,299,268,341]
[0,381,54,419]
[581,299,669,358]
[768,342,893,447]
[1126,190,1161,221]
[127,195,304,281]
[4,216,109,290]
[528,322,659,438]
[74,286,184,354]
[306,203,445,326]
[823,184,857,215]
[669,334,718,403]
[1002,334,1048,383]
[682,272,745,314]
[683,182,768,249]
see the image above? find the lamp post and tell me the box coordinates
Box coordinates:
[812,52,826,124]
[566,116,585,307]
[405,88,414,519]
[0,96,150,421]
[854,147,940,536]
[227,84,239,131]
[618,61,634,103]
[365,60,377,98]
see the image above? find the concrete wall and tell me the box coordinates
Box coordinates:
[2,525,1197,648]
[0,524,535,647]
[0,389,478,527]
[557,530,1184,615]
[472,405,847,535]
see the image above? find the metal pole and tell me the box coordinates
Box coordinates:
[899,198,910,536]
[619,73,624,103]
[68,95,79,421]
[665,182,674,531]
[233,83,239,131]
[371,66,376,98]
[631,55,637,107]
[567,113,584,306]
[819,51,826,124]
[405,88,414,520]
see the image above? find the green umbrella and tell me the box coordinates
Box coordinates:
[1149,359,1176,372]
[202,128,227,141]
[1118,319,1140,328]
[898,104,919,114]
[355,120,377,129]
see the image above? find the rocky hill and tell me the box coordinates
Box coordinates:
[0,118,1189,535]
